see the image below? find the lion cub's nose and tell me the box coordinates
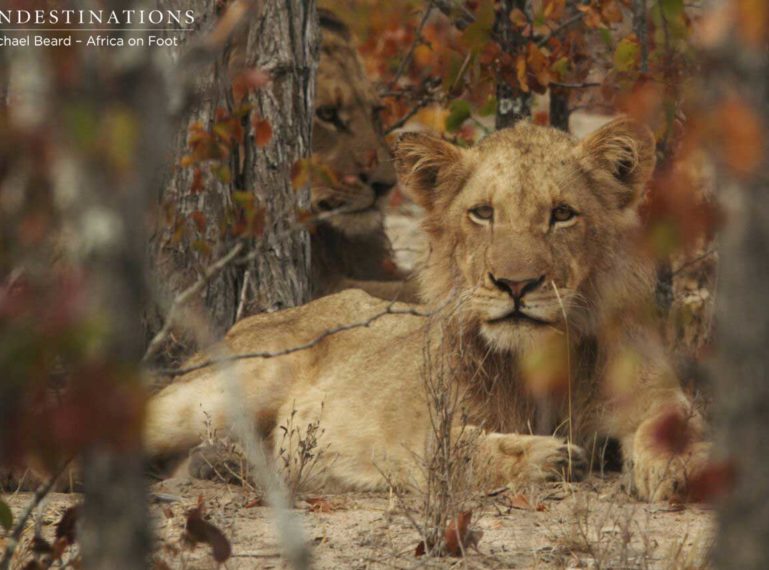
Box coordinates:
[489,273,545,299]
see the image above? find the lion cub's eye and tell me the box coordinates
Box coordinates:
[469,205,494,223]
[551,204,578,225]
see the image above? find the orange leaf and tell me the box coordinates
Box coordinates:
[516,55,529,92]
[715,97,764,177]
[305,496,337,513]
[509,8,528,27]
[508,493,534,510]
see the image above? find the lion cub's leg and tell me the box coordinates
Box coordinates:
[467,429,588,489]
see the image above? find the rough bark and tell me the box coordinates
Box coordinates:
[150,1,318,343]
[494,0,531,129]
[241,1,317,314]
[709,15,769,570]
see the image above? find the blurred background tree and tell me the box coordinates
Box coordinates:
[0,0,317,567]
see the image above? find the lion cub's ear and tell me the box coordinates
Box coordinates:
[577,117,656,209]
[394,132,467,210]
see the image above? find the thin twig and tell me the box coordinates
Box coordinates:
[388,4,434,89]
[549,81,601,89]
[143,242,245,363]
[671,249,717,277]
[431,0,476,30]
[551,281,574,480]
[235,270,251,322]
[385,97,434,134]
[145,202,386,365]
[155,302,445,377]
[537,12,584,46]
[0,460,72,570]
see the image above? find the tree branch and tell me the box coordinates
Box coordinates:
[154,301,447,377]
[0,460,72,570]
[537,12,584,47]
[143,242,245,363]
[388,3,434,89]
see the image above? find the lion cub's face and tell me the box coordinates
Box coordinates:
[395,119,656,352]
[311,14,396,237]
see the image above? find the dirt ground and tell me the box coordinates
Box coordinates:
[3,472,713,569]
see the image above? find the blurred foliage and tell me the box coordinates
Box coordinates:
[3,0,768,483]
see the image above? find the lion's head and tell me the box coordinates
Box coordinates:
[395,118,656,353]
[311,11,396,237]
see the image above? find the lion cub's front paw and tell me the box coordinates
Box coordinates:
[632,441,711,502]
[484,434,588,487]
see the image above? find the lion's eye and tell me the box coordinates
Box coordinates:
[316,105,350,132]
[316,105,339,123]
[469,205,494,223]
[551,204,577,224]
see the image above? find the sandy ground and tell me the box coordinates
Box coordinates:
[3,472,713,569]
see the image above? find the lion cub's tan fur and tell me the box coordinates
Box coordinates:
[146,118,708,500]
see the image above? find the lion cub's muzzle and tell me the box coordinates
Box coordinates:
[485,273,555,326]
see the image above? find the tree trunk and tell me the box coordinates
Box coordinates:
[150,1,318,344]
[240,1,317,314]
[494,0,531,129]
[709,11,769,570]
[549,86,570,131]
[632,0,649,73]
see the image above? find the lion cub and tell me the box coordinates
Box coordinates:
[146,118,709,501]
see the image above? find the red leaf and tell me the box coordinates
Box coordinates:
[445,511,482,557]
[253,117,273,147]
[687,460,736,503]
[651,410,693,455]
[244,497,264,508]
[185,507,232,563]
[190,211,207,233]
[415,541,426,557]
[55,505,81,545]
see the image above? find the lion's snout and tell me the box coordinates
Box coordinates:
[488,272,546,301]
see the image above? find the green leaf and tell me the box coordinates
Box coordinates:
[460,0,494,52]
[445,99,472,132]
[598,28,613,47]
[478,96,497,117]
[659,0,684,18]
[0,499,13,531]
[613,37,639,73]
[550,57,570,79]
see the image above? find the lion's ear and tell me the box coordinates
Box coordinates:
[394,132,467,210]
[577,117,656,208]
